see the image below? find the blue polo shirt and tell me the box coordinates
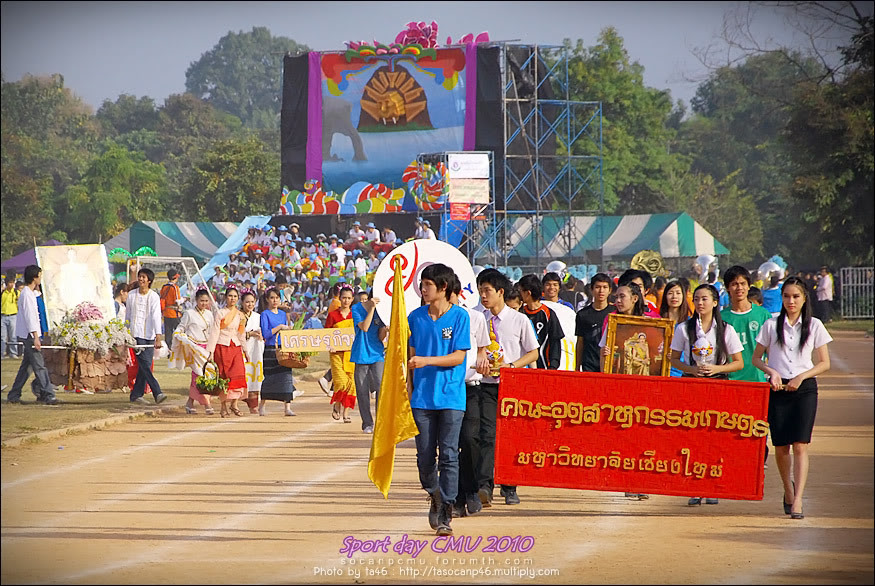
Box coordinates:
[408,304,471,411]
[350,302,385,365]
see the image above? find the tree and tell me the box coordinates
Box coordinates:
[185,27,308,129]
[179,135,280,221]
[1,73,100,257]
[782,15,874,266]
[564,29,688,213]
[58,143,169,243]
[95,94,159,136]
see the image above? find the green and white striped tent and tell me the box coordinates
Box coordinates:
[103,221,240,265]
[505,212,729,259]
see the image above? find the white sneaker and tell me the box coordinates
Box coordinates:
[285,408,296,417]
[318,377,332,396]
[293,389,304,399]
[363,426,374,434]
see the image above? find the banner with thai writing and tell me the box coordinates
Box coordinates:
[278,328,355,352]
[494,369,770,500]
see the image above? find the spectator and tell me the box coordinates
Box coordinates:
[160,269,184,341]
[421,220,437,240]
[364,222,381,243]
[815,266,834,323]
[1,276,20,359]
[349,221,365,241]
[382,226,397,245]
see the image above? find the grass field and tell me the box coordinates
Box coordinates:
[0,352,331,444]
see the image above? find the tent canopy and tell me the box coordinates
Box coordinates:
[103,221,239,265]
[1,239,64,276]
[502,212,729,260]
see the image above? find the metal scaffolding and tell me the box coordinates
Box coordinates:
[470,43,604,270]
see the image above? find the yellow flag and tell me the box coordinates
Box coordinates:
[368,255,419,498]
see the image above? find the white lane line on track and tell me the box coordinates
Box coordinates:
[48,420,365,583]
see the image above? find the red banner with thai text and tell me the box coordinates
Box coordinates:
[494,369,770,500]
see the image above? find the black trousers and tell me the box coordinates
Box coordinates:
[476,382,516,494]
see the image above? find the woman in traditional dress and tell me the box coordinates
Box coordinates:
[753,277,832,520]
[240,290,265,414]
[206,286,248,417]
[173,288,215,415]
[325,285,356,423]
[258,287,296,416]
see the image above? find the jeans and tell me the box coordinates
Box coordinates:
[354,360,384,430]
[458,382,482,497]
[1,315,18,357]
[478,382,516,494]
[412,408,464,505]
[8,335,53,401]
[130,337,162,401]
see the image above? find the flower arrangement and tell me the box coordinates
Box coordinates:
[50,302,136,356]
[195,361,229,396]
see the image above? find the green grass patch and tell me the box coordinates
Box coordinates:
[826,318,874,333]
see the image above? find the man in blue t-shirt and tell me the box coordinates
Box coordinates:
[350,290,387,433]
[408,263,471,537]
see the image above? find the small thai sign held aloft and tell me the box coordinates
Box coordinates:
[278,328,355,352]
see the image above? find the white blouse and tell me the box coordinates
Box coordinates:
[755,316,832,379]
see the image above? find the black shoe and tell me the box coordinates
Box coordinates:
[452,501,467,518]
[154,393,167,404]
[478,487,493,508]
[42,398,59,406]
[466,492,482,515]
[6,398,21,404]
[503,488,521,505]
[435,503,453,536]
[427,491,442,530]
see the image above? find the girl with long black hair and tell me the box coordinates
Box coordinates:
[752,277,832,520]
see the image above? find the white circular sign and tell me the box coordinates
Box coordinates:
[372,239,477,325]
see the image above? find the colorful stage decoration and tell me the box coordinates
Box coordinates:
[278,180,406,215]
[495,369,769,500]
[133,246,157,257]
[281,21,501,214]
[107,247,132,264]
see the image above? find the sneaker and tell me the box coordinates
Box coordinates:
[42,398,60,406]
[363,426,374,434]
[318,376,332,396]
[705,498,719,505]
[503,488,521,505]
[478,487,493,508]
[637,494,650,500]
[132,397,149,405]
[427,491,442,530]
[688,497,703,506]
[154,393,168,404]
[624,492,638,498]
[293,389,304,399]
[435,503,453,536]
[465,492,482,515]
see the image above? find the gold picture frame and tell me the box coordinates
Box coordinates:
[603,314,675,377]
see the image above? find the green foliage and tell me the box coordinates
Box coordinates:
[96,94,159,136]
[58,143,169,242]
[179,135,280,221]
[185,27,308,129]
[564,30,687,213]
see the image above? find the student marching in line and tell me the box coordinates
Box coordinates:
[752,277,832,520]
[670,283,744,506]
[175,288,215,415]
[475,269,539,507]
[407,263,471,536]
[720,265,773,468]
[517,274,564,370]
[207,285,249,417]
[450,275,490,519]
[574,272,614,373]
[659,280,692,378]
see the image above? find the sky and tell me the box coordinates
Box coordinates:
[0,1,859,111]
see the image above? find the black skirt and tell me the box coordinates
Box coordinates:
[768,378,818,446]
[260,346,294,402]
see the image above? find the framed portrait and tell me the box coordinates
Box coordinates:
[603,314,675,377]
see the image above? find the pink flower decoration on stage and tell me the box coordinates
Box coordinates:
[395,21,439,48]
[72,302,104,323]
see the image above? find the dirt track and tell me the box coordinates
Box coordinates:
[1,333,872,585]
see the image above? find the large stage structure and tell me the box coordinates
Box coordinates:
[470,43,604,271]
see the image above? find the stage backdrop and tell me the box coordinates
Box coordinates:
[494,369,770,500]
[280,45,502,216]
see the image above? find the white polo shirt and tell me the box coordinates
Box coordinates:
[755,316,832,379]
[465,307,490,383]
